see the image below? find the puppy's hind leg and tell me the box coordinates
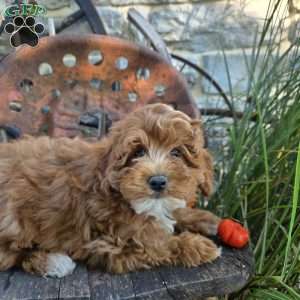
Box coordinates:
[21,251,76,278]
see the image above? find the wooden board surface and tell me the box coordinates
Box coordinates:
[0,243,254,300]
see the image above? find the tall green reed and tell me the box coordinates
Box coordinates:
[206,0,300,298]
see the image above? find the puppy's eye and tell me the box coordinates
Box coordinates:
[170,148,182,157]
[132,147,146,159]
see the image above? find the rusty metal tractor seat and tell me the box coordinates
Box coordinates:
[0,35,253,300]
[0,34,199,140]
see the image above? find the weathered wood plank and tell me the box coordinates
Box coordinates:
[88,269,135,300]
[134,291,174,300]
[130,269,165,295]
[0,242,254,300]
[130,269,173,300]
[158,244,254,299]
[0,269,14,300]
[59,264,90,300]
[0,268,60,300]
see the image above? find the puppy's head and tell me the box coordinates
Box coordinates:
[102,104,213,230]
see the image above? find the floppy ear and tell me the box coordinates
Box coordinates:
[198,148,214,197]
[100,135,132,195]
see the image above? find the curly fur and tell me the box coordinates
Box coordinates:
[0,103,221,276]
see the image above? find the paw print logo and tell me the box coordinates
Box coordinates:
[4,16,44,48]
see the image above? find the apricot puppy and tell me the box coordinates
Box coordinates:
[0,103,221,277]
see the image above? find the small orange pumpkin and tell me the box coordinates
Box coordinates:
[218,219,249,248]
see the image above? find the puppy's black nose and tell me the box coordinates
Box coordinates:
[148,175,168,192]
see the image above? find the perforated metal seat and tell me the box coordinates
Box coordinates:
[0,35,199,139]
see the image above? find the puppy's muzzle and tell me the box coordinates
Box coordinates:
[148,175,168,192]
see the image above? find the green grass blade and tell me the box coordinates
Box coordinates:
[282,142,300,278]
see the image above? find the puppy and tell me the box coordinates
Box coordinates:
[0,103,221,277]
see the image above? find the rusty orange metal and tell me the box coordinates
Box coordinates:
[0,34,199,139]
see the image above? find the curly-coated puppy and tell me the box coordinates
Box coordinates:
[0,103,221,277]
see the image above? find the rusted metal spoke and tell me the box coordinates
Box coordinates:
[179,63,187,72]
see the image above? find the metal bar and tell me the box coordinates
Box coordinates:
[0,17,9,35]
[0,129,8,143]
[2,126,21,139]
[171,53,234,115]
[200,108,257,121]
[55,10,85,34]
[179,63,186,72]
[48,18,56,36]
[128,8,172,64]
[75,0,106,34]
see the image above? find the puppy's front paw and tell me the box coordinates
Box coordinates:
[189,213,220,236]
[174,208,221,236]
[177,232,221,267]
[45,254,76,278]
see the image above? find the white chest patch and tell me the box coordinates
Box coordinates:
[131,197,186,233]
